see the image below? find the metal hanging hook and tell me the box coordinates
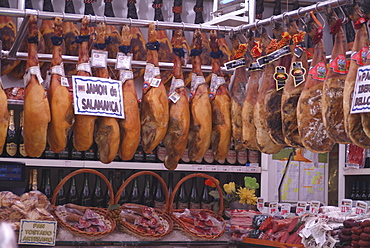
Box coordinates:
[181,22,185,31]
[61,12,65,21]
[156,20,159,30]
[297,7,307,28]
[336,0,348,23]
[315,2,326,28]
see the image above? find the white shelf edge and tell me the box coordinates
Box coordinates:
[343,168,370,176]
[0,158,261,173]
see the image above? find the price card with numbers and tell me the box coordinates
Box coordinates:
[309,201,320,215]
[192,165,203,171]
[150,78,161,87]
[257,198,264,212]
[221,166,230,172]
[340,199,352,216]
[296,201,307,216]
[269,202,278,216]
[91,49,108,68]
[281,203,291,218]
[115,52,132,70]
[355,201,367,217]
[232,166,243,172]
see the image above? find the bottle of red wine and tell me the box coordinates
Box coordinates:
[43,169,53,201]
[189,177,200,209]
[118,171,129,205]
[92,175,104,207]
[154,173,165,210]
[43,142,56,159]
[24,168,34,193]
[140,175,153,207]
[104,171,115,207]
[80,173,92,206]
[134,143,145,162]
[56,169,67,205]
[84,143,97,160]
[129,177,141,204]
[67,173,79,204]
[156,142,166,163]
[39,169,46,194]
[177,173,188,209]
[201,180,214,210]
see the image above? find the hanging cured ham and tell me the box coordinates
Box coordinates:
[343,3,370,148]
[322,6,351,144]
[253,28,284,154]
[0,84,8,154]
[141,22,169,153]
[73,17,98,151]
[24,15,51,157]
[297,12,335,153]
[92,22,120,164]
[209,30,231,160]
[11,0,45,79]
[127,0,146,80]
[281,16,308,148]
[117,25,140,161]
[47,18,74,153]
[171,0,191,63]
[163,28,190,170]
[242,30,260,151]
[0,0,20,75]
[152,0,173,86]
[63,0,79,76]
[188,29,212,161]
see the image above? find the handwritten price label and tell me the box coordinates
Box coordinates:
[269,202,278,216]
[257,198,264,212]
[340,199,352,216]
[355,201,367,217]
[296,201,307,216]
[281,203,291,218]
[309,201,320,215]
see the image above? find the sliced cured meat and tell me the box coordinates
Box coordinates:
[322,6,351,144]
[281,16,308,148]
[0,0,20,75]
[188,29,212,161]
[242,30,260,151]
[0,84,8,154]
[163,28,190,170]
[141,22,169,153]
[63,0,79,77]
[343,3,370,148]
[117,25,140,161]
[24,15,51,157]
[47,18,74,153]
[254,29,284,154]
[73,17,98,151]
[297,13,335,153]
[93,22,120,164]
[209,30,231,160]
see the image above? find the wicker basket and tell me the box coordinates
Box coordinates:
[168,173,226,240]
[112,171,174,240]
[51,169,116,240]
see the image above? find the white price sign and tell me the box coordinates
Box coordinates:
[309,201,320,215]
[296,201,307,216]
[257,197,264,212]
[281,203,291,218]
[72,76,124,119]
[91,49,108,68]
[18,220,57,246]
[355,201,367,217]
[340,199,352,216]
[351,65,370,113]
[269,202,278,216]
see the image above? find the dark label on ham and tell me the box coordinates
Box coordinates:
[274,66,288,91]
[291,61,306,87]
[225,58,246,70]
[329,54,348,74]
[351,46,368,66]
[248,62,263,71]
[257,46,291,67]
[294,46,303,58]
[308,62,326,81]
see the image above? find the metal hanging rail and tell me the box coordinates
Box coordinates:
[232,0,350,32]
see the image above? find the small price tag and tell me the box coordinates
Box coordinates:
[340,199,353,216]
[281,203,291,218]
[222,166,230,172]
[269,202,278,216]
[257,197,264,212]
[77,62,92,74]
[232,166,243,172]
[296,201,307,216]
[355,201,367,217]
[91,49,108,68]
[168,91,181,103]
[309,201,320,215]
[150,77,161,87]
[192,165,203,171]
[120,70,134,83]
[51,63,65,77]
[24,66,43,86]
[43,70,51,89]
[18,220,57,246]
[61,77,69,87]
[64,160,72,167]
[115,52,132,70]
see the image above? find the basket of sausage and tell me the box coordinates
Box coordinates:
[51,169,116,240]
[109,171,173,240]
[168,173,226,240]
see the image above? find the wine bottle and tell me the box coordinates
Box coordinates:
[226,144,237,165]
[43,142,56,159]
[56,169,67,205]
[129,177,140,204]
[104,171,115,207]
[80,173,92,207]
[145,151,156,163]
[237,149,248,165]
[201,181,214,210]
[118,171,129,205]
[350,181,356,200]
[140,175,153,207]
[134,143,145,162]
[177,173,188,209]
[17,111,27,158]
[92,175,104,207]
[39,169,46,194]
[355,181,361,200]
[367,181,370,200]
[67,173,79,204]
[84,143,97,160]
[31,168,38,191]
[168,173,174,197]
[154,174,165,210]
[43,169,53,201]
[189,177,200,209]
[24,168,34,192]
[361,181,367,201]
[4,109,17,157]
[156,142,166,163]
